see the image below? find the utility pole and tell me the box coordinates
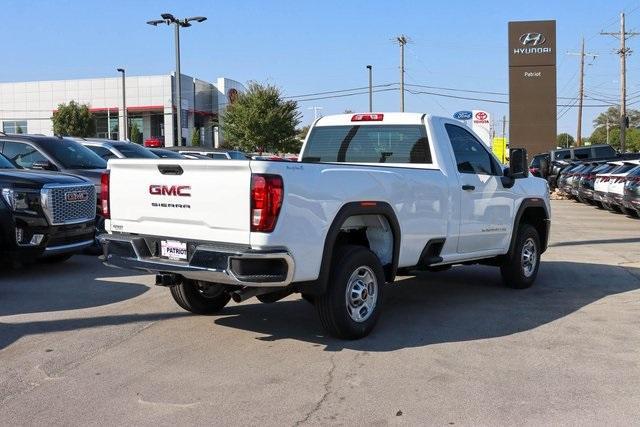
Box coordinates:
[366,65,373,112]
[116,68,127,141]
[396,35,408,112]
[606,120,610,144]
[601,12,639,152]
[308,106,323,120]
[567,37,597,146]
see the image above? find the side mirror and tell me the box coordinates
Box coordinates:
[31,160,56,171]
[508,148,528,179]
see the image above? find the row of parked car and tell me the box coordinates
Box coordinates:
[528,144,640,217]
[0,132,253,266]
[556,159,640,216]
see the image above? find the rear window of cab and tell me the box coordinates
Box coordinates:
[302,125,431,164]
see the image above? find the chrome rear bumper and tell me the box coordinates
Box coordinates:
[99,233,294,287]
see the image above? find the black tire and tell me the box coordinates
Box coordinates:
[300,293,315,304]
[169,279,230,314]
[315,245,385,339]
[40,253,74,263]
[500,223,541,289]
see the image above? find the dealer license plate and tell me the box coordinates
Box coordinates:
[160,240,187,260]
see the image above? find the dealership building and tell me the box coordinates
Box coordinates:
[0,73,245,147]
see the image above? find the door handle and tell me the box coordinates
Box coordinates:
[462,185,475,191]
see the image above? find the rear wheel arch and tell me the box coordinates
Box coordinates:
[307,202,400,295]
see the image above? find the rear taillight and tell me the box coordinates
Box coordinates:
[251,174,283,232]
[100,170,110,219]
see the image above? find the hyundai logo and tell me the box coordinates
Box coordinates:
[519,32,546,46]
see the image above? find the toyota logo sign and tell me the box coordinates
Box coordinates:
[475,111,488,121]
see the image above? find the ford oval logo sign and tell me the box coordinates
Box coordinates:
[453,111,473,120]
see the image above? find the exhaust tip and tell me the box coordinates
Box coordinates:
[231,291,243,303]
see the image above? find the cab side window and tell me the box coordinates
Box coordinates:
[445,124,499,175]
[2,141,48,169]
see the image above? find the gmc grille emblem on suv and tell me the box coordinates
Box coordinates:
[65,190,89,203]
[149,185,191,197]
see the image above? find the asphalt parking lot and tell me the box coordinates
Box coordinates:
[1,199,639,425]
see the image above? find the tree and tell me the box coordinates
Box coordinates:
[222,82,300,153]
[296,124,311,140]
[16,125,23,134]
[51,101,95,137]
[556,133,575,148]
[191,127,201,147]
[593,106,640,129]
[588,125,640,152]
[130,123,142,144]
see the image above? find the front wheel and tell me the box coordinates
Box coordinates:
[316,245,385,339]
[170,279,230,314]
[500,224,541,289]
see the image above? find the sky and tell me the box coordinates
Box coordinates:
[2,0,640,137]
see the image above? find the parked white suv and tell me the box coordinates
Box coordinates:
[99,113,550,339]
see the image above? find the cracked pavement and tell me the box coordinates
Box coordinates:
[1,200,639,425]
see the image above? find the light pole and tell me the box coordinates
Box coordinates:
[366,65,373,112]
[147,13,207,146]
[116,68,127,141]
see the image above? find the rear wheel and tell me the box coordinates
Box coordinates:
[170,279,230,314]
[301,293,315,304]
[500,223,541,289]
[316,245,385,339]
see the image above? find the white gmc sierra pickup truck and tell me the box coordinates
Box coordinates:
[100,113,550,339]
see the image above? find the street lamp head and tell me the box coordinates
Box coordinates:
[161,13,176,21]
[366,65,372,70]
[146,19,164,26]
[186,16,207,23]
[180,21,192,28]
[116,68,125,73]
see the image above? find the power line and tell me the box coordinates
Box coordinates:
[284,83,397,99]
[294,88,398,102]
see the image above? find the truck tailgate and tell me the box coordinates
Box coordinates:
[107,159,251,244]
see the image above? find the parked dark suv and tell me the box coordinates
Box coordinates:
[0,153,96,264]
[0,134,107,193]
[0,134,108,250]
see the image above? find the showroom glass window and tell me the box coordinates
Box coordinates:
[2,121,28,134]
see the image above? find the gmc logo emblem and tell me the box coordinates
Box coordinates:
[149,185,191,197]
